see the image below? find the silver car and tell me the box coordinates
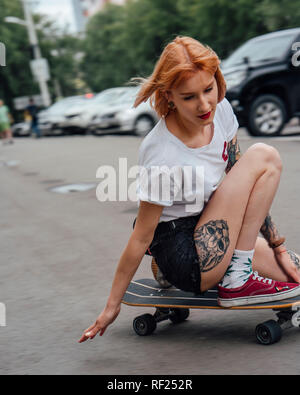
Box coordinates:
[38,96,90,136]
[12,121,32,137]
[90,86,159,136]
[63,87,133,132]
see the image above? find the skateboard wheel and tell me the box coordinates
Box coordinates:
[169,308,190,324]
[133,314,157,336]
[255,320,282,345]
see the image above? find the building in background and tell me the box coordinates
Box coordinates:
[82,0,126,17]
[72,0,126,32]
[72,0,86,32]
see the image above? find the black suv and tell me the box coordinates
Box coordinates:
[222,28,300,136]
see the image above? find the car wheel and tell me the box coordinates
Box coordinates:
[247,94,287,137]
[134,115,155,137]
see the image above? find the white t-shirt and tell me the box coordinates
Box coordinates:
[136,98,239,223]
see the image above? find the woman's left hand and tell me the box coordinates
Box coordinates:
[274,247,300,283]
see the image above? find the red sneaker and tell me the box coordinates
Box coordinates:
[218,271,300,307]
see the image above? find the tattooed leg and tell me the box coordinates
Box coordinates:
[191,144,282,291]
[193,219,255,290]
[194,220,230,273]
[287,250,300,270]
[260,214,300,276]
[260,214,282,246]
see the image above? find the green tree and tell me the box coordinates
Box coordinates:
[0,0,86,117]
[82,4,129,92]
[122,0,184,76]
[40,29,87,97]
[257,0,300,31]
[178,0,268,59]
[82,0,277,90]
[179,0,300,59]
[82,0,185,91]
[0,0,38,114]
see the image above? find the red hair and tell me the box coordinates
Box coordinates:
[134,36,226,117]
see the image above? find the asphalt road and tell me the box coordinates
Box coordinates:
[1,124,300,375]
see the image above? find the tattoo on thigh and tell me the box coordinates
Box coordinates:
[194,220,230,273]
[287,250,300,270]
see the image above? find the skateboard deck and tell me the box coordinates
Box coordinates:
[122,279,300,344]
[122,278,300,310]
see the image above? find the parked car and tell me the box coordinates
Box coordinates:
[12,121,31,137]
[90,86,159,136]
[38,96,91,136]
[63,87,131,133]
[222,28,300,136]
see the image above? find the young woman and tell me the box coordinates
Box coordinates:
[79,36,300,343]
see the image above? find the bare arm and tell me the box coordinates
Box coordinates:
[225,135,284,247]
[225,135,242,174]
[79,201,164,342]
[105,201,164,309]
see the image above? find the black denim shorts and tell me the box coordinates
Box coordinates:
[148,214,202,295]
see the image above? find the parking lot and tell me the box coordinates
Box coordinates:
[1,124,300,375]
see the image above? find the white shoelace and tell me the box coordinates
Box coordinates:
[252,271,273,285]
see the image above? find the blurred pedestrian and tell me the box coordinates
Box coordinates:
[0,99,14,145]
[27,98,41,138]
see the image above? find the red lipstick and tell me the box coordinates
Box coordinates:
[199,111,211,120]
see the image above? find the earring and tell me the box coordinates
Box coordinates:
[168,101,175,110]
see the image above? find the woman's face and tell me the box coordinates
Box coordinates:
[167,69,219,129]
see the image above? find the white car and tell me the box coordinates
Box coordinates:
[38,96,90,136]
[89,86,159,136]
[12,121,32,137]
[63,87,132,132]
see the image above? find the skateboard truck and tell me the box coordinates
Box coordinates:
[133,308,190,336]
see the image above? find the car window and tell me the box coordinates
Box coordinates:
[223,34,296,68]
[113,88,140,105]
[48,97,84,113]
[92,89,128,105]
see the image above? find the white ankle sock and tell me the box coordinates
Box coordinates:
[220,249,254,289]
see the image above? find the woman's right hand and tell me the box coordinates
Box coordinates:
[78,305,121,343]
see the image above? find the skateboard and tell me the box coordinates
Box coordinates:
[121,278,300,345]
